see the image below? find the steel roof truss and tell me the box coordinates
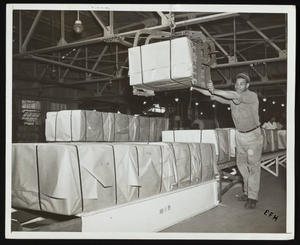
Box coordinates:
[61,48,82,82]
[21,10,43,53]
[245,20,285,58]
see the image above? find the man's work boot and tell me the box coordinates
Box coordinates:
[245,198,257,209]
[237,194,248,202]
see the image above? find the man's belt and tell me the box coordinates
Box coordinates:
[238,125,260,133]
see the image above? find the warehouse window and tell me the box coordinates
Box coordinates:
[51,103,67,111]
[21,100,41,125]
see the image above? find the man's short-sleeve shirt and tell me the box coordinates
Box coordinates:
[213,90,260,131]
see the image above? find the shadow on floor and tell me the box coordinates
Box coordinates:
[160,167,286,233]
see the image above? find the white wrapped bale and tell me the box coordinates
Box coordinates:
[129,37,212,91]
[114,113,129,142]
[111,144,139,205]
[162,129,230,164]
[201,129,231,164]
[128,115,140,142]
[171,143,192,189]
[155,117,164,142]
[149,117,157,142]
[12,141,217,216]
[175,130,202,143]
[139,117,150,142]
[199,143,217,183]
[11,143,116,216]
[277,130,287,149]
[85,111,104,141]
[223,128,236,158]
[135,144,162,199]
[45,110,104,142]
[102,112,115,142]
[162,130,175,142]
[262,129,279,152]
[12,144,40,211]
[150,142,177,193]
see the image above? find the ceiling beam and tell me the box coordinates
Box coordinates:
[90,11,109,32]
[236,50,263,78]
[157,11,169,24]
[88,45,108,77]
[21,10,43,53]
[14,12,239,56]
[199,25,231,60]
[57,11,68,46]
[215,57,285,68]
[65,76,127,85]
[245,20,285,57]
[13,75,86,90]
[27,55,117,78]
[61,48,82,81]
[213,24,285,38]
[215,79,286,89]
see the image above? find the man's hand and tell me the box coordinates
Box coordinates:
[207,81,215,94]
[190,86,211,96]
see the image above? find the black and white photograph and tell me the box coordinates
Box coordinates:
[5,4,296,240]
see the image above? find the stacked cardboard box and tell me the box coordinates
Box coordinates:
[45,110,169,142]
[11,142,217,216]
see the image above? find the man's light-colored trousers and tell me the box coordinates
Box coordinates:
[236,127,263,201]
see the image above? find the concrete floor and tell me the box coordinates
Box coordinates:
[160,167,286,233]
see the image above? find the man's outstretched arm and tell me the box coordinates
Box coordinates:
[207,82,240,100]
[190,86,212,96]
[191,85,230,105]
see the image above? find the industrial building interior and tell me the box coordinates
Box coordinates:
[8,7,291,236]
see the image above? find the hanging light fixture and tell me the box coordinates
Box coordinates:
[51,64,56,79]
[73,11,84,34]
[107,79,113,89]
